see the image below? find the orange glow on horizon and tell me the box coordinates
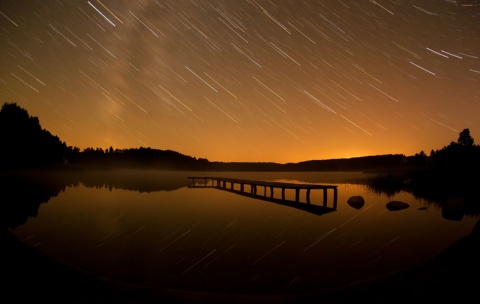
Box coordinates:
[0,1,478,163]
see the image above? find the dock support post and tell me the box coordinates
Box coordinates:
[333,188,338,209]
[187,177,338,211]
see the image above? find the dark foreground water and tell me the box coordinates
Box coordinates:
[10,170,478,295]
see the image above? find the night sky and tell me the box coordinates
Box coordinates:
[1,1,479,163]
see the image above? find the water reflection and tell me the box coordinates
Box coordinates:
[188,177,337,216]
[3,170,479,297]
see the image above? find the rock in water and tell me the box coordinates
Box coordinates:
[386,200,409,211]
[347,196,365,209]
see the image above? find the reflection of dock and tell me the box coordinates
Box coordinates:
[187,177,338,215]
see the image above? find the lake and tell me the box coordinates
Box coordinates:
[10,170,478,296]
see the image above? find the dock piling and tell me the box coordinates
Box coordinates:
[187,176,338,209]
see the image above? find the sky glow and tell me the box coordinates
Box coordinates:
[0,1,479,163]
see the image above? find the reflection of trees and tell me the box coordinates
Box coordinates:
[364,129,480,217]
[0,171,75,228]
[0,170,189,229]
[76,170,189,192]
[363,174,404,197]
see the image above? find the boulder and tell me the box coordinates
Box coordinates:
[386,200,409,211]
[347,196,365,209]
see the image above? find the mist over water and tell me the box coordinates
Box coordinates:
[11,170,477,294]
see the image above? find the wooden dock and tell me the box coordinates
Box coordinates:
[187,176,338,209]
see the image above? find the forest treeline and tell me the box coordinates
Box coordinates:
[0,102,209,170]
[1,102,479,176]
[1,102,480,215]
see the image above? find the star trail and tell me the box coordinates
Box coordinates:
[0,0,478,163]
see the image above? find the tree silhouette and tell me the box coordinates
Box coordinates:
[0,102,68,168]
[458,128,474,146]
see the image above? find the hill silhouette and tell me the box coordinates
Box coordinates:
[0,102,210,170]
[1,101,480,187]
[0,102,427,172]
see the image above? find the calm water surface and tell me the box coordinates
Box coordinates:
[12,170,478,295]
